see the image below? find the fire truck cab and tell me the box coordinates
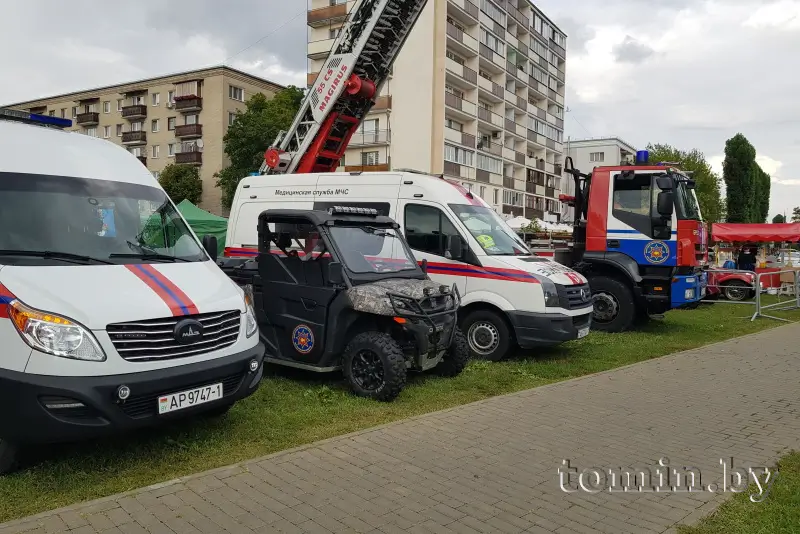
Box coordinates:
[560,150,707,332]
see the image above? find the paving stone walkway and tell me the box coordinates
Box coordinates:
[3,323,800,534]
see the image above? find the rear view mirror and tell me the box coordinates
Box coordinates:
[202,235,218,262]
[656,176,673,191]
[656,192,674,218]
[328,261,345,285]
[447,235,464,260]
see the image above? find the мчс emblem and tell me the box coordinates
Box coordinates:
[644,241,670,264]
[292,324,314,354]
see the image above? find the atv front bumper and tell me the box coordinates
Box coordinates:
[398,314,457,371]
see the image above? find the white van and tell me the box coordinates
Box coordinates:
[225,169,593,361]
[0,110,264,472]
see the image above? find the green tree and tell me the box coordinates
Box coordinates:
[158,163,202,205]
[772,214,786,223]
[793,207,800,223]
[644,143,724,223]
[722,133,757,223]
[215,87,305,209]
[752,163,771,223]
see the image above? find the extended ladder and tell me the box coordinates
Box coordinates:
[260,0,428,175]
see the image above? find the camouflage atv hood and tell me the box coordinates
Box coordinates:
[346,279,453,316]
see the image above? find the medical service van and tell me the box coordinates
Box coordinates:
[0,110,264,473]
[224,170,594,362]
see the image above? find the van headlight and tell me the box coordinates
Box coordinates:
[540,278,560,307]
[8,300,106,361]
[243,285,258,338]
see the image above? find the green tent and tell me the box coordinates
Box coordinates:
[176,199,228,257]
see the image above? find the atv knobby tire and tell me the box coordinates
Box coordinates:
[434,327,469,377]
[343,332,407,402]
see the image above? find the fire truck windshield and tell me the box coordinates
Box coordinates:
[675,179,702,221]
[449,204,531,256]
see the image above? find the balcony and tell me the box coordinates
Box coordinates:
[444,92,477,118]
[307,3,348,28]
[477,107,504,128]
[535,159,545,170]
[372,95,392,111]
[121,105,147,120]
[444,161,476,180]
[479,46,505,74]
[175,150,202,165]
[349,129,391,147]
[446,58,478,86]
[136,156,147,166]
[447,0,479,22]
[175,124,203,139]
[477,138,502,156]
[503,176,515,189]
[545,187,556,198]
[76,112,99,126]
[446,23,479,56]
[121,131,146,145]
[503,205,524,217]
[308,38,335,60]
[506,5,529,28]
[175,97,202,113]
[444,127,476,148]
[344,164,390,172]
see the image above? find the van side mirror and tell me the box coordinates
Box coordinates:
[656,192,674,218]
[447,235,464,260]
[202,235,218,262]
[328,261,345,285]
[656,176,673,191]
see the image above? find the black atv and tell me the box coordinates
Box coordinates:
[222,206,469,402]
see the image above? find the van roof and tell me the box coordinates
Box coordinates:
[238,171,492,208]
[0,120,160,188]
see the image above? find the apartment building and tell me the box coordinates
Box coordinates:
[4,66,284,215]
[562,136,637,222]
[307,0,568,222]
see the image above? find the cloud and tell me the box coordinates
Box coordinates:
[612,36,655,63]
[744,0,800,30]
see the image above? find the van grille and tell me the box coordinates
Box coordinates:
[557,283,593,310]
[107,310,241,362]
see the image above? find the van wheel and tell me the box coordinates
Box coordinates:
[434,327,469,377]
[588,276,636,332]
[343,332,407,402]
[0,439,18,475]
[462,310,511,362]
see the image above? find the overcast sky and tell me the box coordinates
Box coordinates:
[2,0,798,219]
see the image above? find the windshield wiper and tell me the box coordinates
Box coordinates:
[360,226,393,237]
[109,253,190,263]
[0,250,115,265]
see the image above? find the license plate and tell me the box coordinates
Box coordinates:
[158,383,223,415]
[577,327,589,339]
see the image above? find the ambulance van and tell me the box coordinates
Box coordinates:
[0,110,264,473]
[224,169,593,362]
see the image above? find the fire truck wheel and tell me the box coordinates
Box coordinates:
[588,276,636,333]
[0,439,18,475]
[462,310,512,361]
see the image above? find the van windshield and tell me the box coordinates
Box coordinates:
[0,172,207,265]
[449,204,531,256]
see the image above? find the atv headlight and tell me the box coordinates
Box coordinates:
[242,284,258,338]
[8,300,106,361]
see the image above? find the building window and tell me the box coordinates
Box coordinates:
[151,93,160,106]
[446,50,465,65]
[60,108,66,118]
[168,143,175,157]
[185,114,198,125]
[167,117,176,131]
[480,28,504,55]
[404,204,460,257]
[503,190,523,206]
[85,127,97,137]
[445,118,463,131]
[493,189,499,204]
[229,85,244,102]
[131,95,145,106]
[71,107,77,119]
[167,91,175,105]
[103,126,110,138]
[151,119,159,133]
[131,121,143,132]
[477,153,502,174]
[479,0,504,23]
[116,124,123,137]
[152,145,160,158]
[444,143,474,166]
[103,101,110,114]
[445,84,464,99]
[479,186,487,199]
[479,69,493,81]
[228,112,237,126]
[590,152,605,162]
[48,110,55,116]
[361,151,379,166]
[117,99,123,111]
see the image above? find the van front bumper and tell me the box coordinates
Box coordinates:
[509,310,592,349]
[0,343,265,444]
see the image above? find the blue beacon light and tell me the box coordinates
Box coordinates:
[635,150,649,164]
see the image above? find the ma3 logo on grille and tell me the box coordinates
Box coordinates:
[174,319,204,345]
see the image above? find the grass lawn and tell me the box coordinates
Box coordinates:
[677,451,800,534]
[1,300,799,523]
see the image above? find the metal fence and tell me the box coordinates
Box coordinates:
[704,268,800,322]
